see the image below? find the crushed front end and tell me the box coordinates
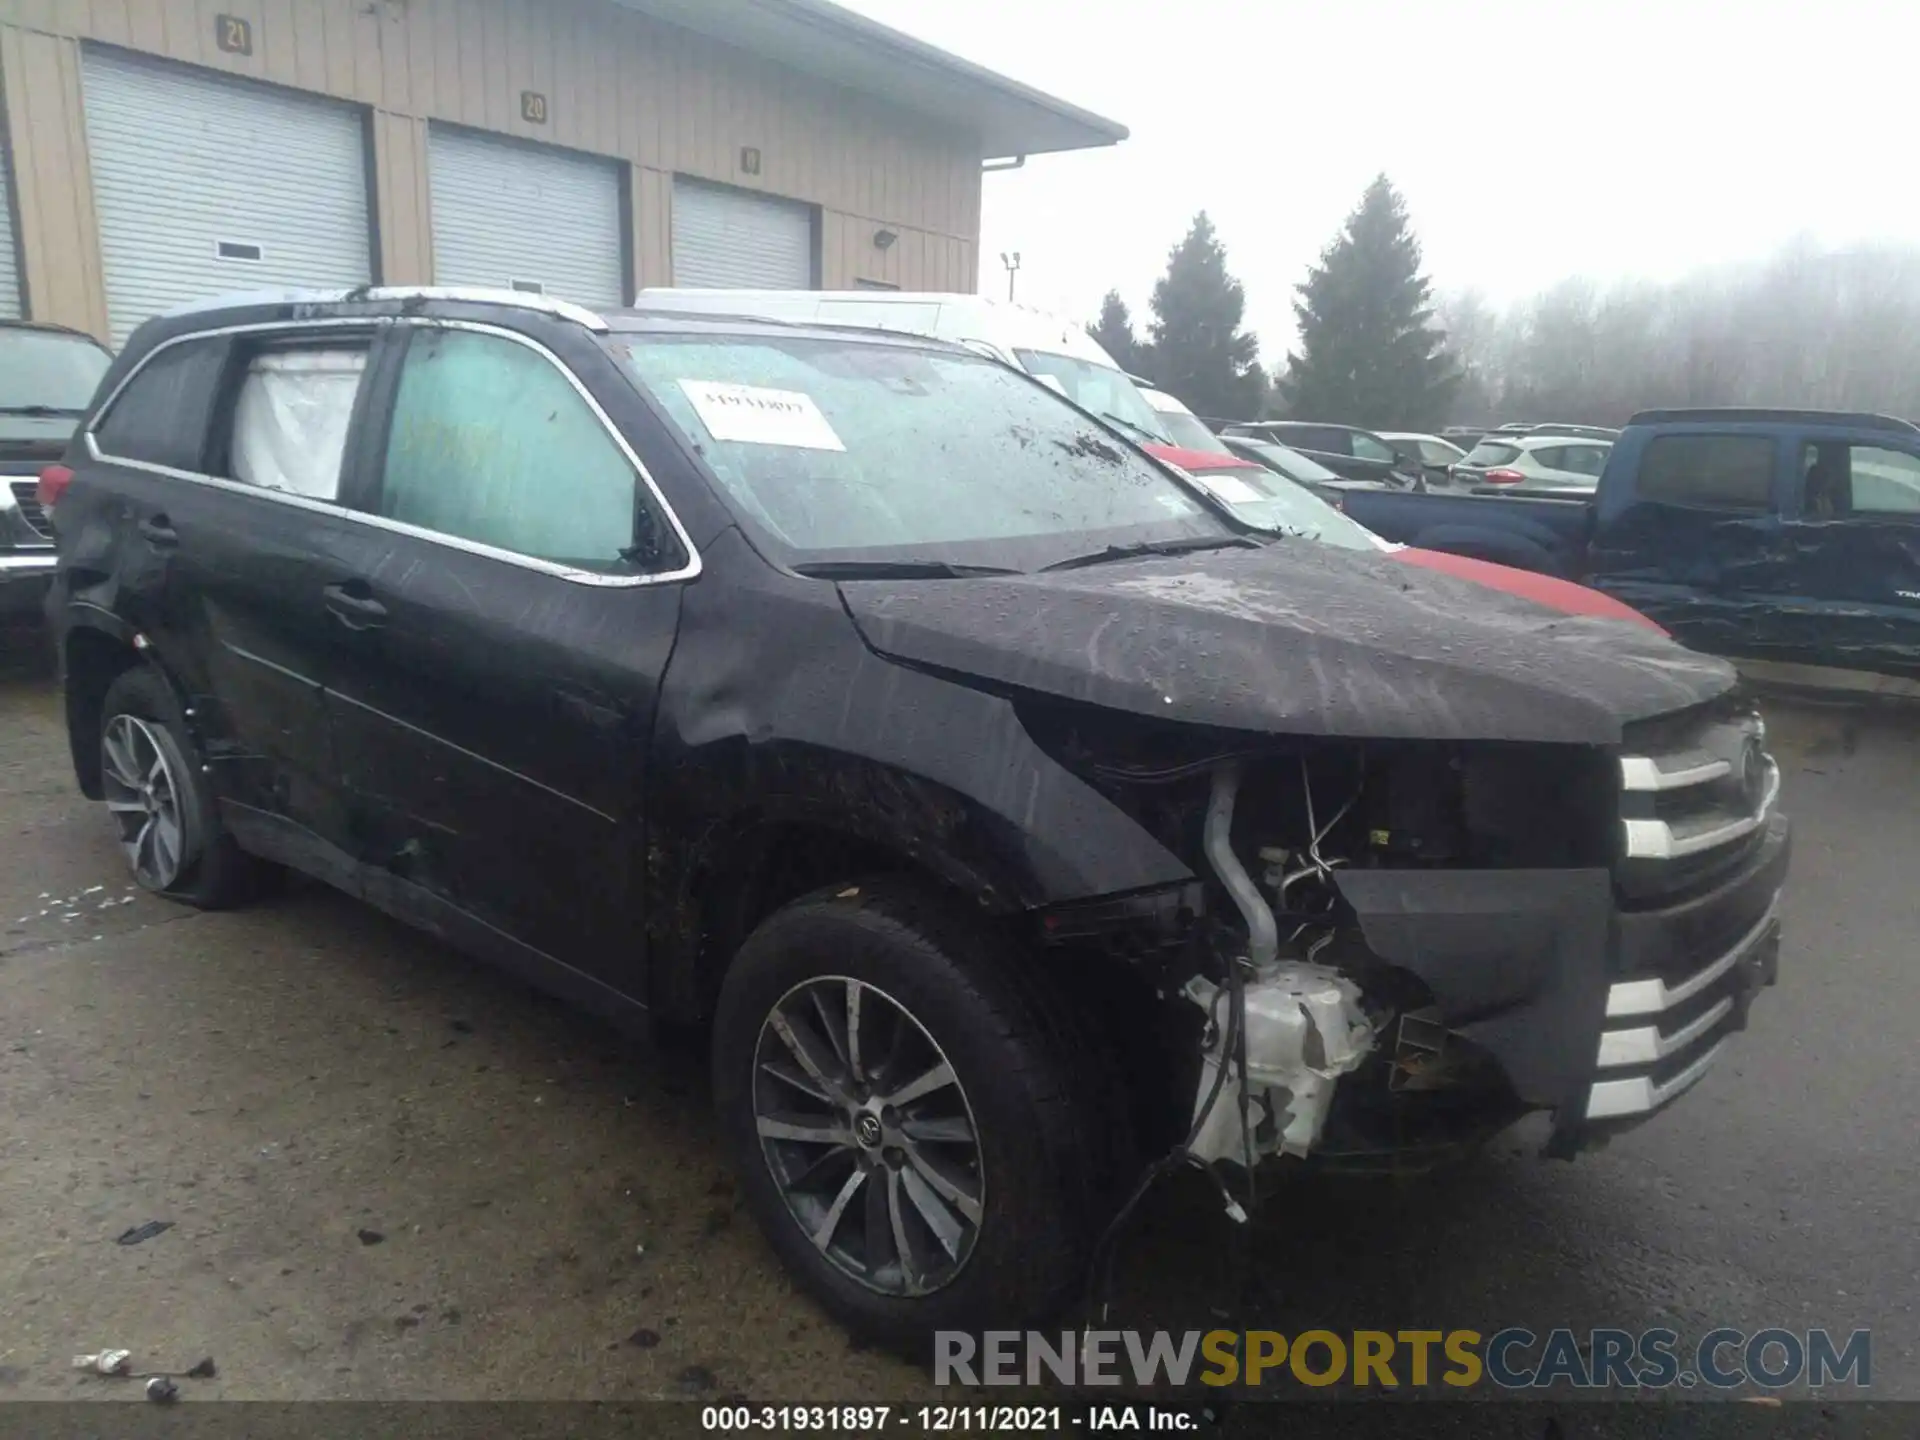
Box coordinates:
[1024,690,1789,1179]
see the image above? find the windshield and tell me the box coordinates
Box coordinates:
[1156,409,1233,455]
[615,333,1230,571]
[1234,436,1342,484]
[1180,464,1380,552]
[1012,350,1171,443]
[0,327,112,412]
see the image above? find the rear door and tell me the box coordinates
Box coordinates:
[323,318,689,996]
[1778,433,1920,679]
[1587,428,1792,654]
[75,323,381,859]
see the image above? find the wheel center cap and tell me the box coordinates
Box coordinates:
[854,1112,884,1148]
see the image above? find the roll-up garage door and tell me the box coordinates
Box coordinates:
[80,48,372,347]
[428,126,626,310]
[0,138,21,319]
[671,178,814,289]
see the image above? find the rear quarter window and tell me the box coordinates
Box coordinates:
[1637,434,1776,511]
[91,336,231,472]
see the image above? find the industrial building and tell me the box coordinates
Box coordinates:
[0,0,1124,343]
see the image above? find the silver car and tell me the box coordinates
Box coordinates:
[1453,434,1613,491]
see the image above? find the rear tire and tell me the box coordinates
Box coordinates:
[99,667,269,909]
[712,878,1119,1349]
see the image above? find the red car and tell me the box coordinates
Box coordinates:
[1144,444,1665,634]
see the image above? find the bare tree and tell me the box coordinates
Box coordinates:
[1436,241,1920,425]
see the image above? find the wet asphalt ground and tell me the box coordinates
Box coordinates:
[1,635,1916,1403]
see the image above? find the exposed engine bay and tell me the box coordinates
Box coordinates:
[1181,761,1376,1168]
[1017,695,1630,1180]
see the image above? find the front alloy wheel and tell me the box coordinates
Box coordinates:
[101,713,187,890]
[753,976,984,1297]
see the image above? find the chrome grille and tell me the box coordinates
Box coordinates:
[1615,701,1777,901]
[8,481,52,542]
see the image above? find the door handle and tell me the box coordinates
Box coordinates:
[138,515,178,548]
[323,582,388,631]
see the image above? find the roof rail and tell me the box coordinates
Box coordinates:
[1626,407,1919,434]
[159,285,611,333]
[1523,422,1620,440]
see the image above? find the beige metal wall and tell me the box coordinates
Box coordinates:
[0,0,985,336]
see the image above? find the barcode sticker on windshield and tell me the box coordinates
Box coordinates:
[679,381,846,452]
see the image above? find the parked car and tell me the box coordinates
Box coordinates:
[1225,421,1423,487]
[1,321,113,626]
[1378,431,1469,487]
[1137,383,1235,455]
[1452,433,1613,491]
[1146,447,1667,634]
[1217,433,1353,506]
[1335,407,1920,689]
[636,287,1174,447]
[42,291,1790,1343]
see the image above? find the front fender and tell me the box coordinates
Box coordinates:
[645,530,1195,1015]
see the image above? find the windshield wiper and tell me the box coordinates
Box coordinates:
[790,559,1021,580]
[1098,411,1164,446]
[1040,535,1262,573]
[0,405,86,418]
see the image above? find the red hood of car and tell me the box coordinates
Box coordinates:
[1392,547,1668,635]
[1143,443,1257,470]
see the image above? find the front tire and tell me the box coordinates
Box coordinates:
[712,879,1115,1348]
[99,667,264,909]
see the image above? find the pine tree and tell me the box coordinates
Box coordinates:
[1280,175,1459,429]
[1088,290,1140,373]
[1140,213,1265,421]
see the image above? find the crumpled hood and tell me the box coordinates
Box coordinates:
[841,539,1735,744]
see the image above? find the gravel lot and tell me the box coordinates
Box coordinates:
[2,642,1916,1401]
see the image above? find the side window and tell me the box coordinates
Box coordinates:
[1845,445,1920,517]
[375,328,646,572]
[1562,445,1609,477]
[219,344,369,501]
[1531,445,1568,472]
[1350,432,1396,463]
[92,337,230,472]
[1638,435,1776,512]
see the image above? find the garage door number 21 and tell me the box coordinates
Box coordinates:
[215,14,253,56]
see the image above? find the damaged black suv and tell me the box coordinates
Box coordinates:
[42,288,1789,1341]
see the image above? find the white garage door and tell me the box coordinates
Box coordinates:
[671,178,814,289]
[81,49,372,347]
[0,137,21,319]
[429,126,625,310]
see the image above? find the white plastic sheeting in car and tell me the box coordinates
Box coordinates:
[231,350,367,501]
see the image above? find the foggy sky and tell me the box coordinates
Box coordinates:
[839,0,1915,368]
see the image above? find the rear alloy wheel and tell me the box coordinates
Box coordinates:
[97,666,268,909]
[753,975,984,1298]
[101,713,188,890]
